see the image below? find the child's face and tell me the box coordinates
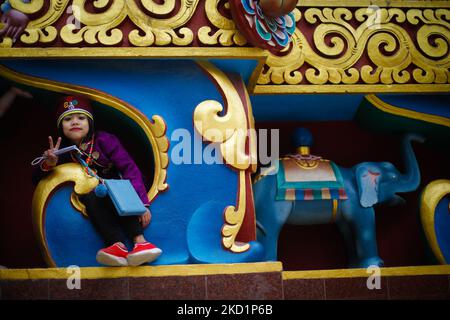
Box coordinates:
[62,113,90,144]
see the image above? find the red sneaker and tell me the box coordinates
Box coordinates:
[127,242,162,266]
[96,242,129,267]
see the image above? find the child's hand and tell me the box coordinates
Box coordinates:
[139,208,151,228]
[43,136,61,168]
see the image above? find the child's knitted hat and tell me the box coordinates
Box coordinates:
[56,95,94,127]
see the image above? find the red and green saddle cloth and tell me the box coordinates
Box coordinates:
[276,156,348,201]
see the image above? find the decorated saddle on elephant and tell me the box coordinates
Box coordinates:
[276,154,348,201]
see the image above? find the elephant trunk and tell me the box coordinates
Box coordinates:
[396,133,424,193]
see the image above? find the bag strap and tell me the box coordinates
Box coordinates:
[75,153,104,184]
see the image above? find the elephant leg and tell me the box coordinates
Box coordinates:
[258,201,293,261]
[342,205,384,268]
[336,220,359,268]
[254,175,293,261]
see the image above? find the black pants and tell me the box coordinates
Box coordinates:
[80,192,143,246]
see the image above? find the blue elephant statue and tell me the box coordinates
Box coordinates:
[253,128,424,268]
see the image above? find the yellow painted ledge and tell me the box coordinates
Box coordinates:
[0,47,266,59]
[366,94,450,128]
[299,0,450,7]
[0,262,282,280]
[283,265,450,280]
[254,84,450,95]
[3,263,449,281]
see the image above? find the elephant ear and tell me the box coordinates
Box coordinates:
[355,166,381,208]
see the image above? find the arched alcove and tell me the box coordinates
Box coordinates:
[0,75,164,267]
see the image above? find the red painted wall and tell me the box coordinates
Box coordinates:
[0,95,51,268]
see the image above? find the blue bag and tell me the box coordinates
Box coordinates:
[76,153,147,217]
[103,179,147,216]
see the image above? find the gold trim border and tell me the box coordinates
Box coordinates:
[254,84,450,95]
[1,51,448,94]
[0,48,266,59]
[298,1,450,8]
[283,265,450,280]
[365,94,450,127]
[420,180,450,265]
[2,263,449,281]
[0,47,268,93]
[0,262,282,280]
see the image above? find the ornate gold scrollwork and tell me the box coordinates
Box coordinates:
[194,61,256,252]
[2,0,200,47]
[420,180,450,265]
[71,191,89,218]
[2,1,448,93]
[32,163,99,267]
[60,0,199,46]
[198,0,247,46]
[3,0,248,47]
[10,0,44,14]
[194,61,253,171]
[60,0,127,45]
[258,6,450,88]
[222,170,249,252]
[147,115,170,201]
[1,0,68,46]
[126,0,198,46]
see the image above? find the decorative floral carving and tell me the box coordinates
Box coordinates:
[228,0,296,52]
[1,1,448,92]
[258,6,450,90]
[2,0,200,47]
[242,0,295,47]
[198,0,247,46]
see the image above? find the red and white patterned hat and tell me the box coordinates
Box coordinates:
[56,95,93,127]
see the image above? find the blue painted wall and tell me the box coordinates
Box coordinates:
[3,60,241,266]
[250,94,365,121]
